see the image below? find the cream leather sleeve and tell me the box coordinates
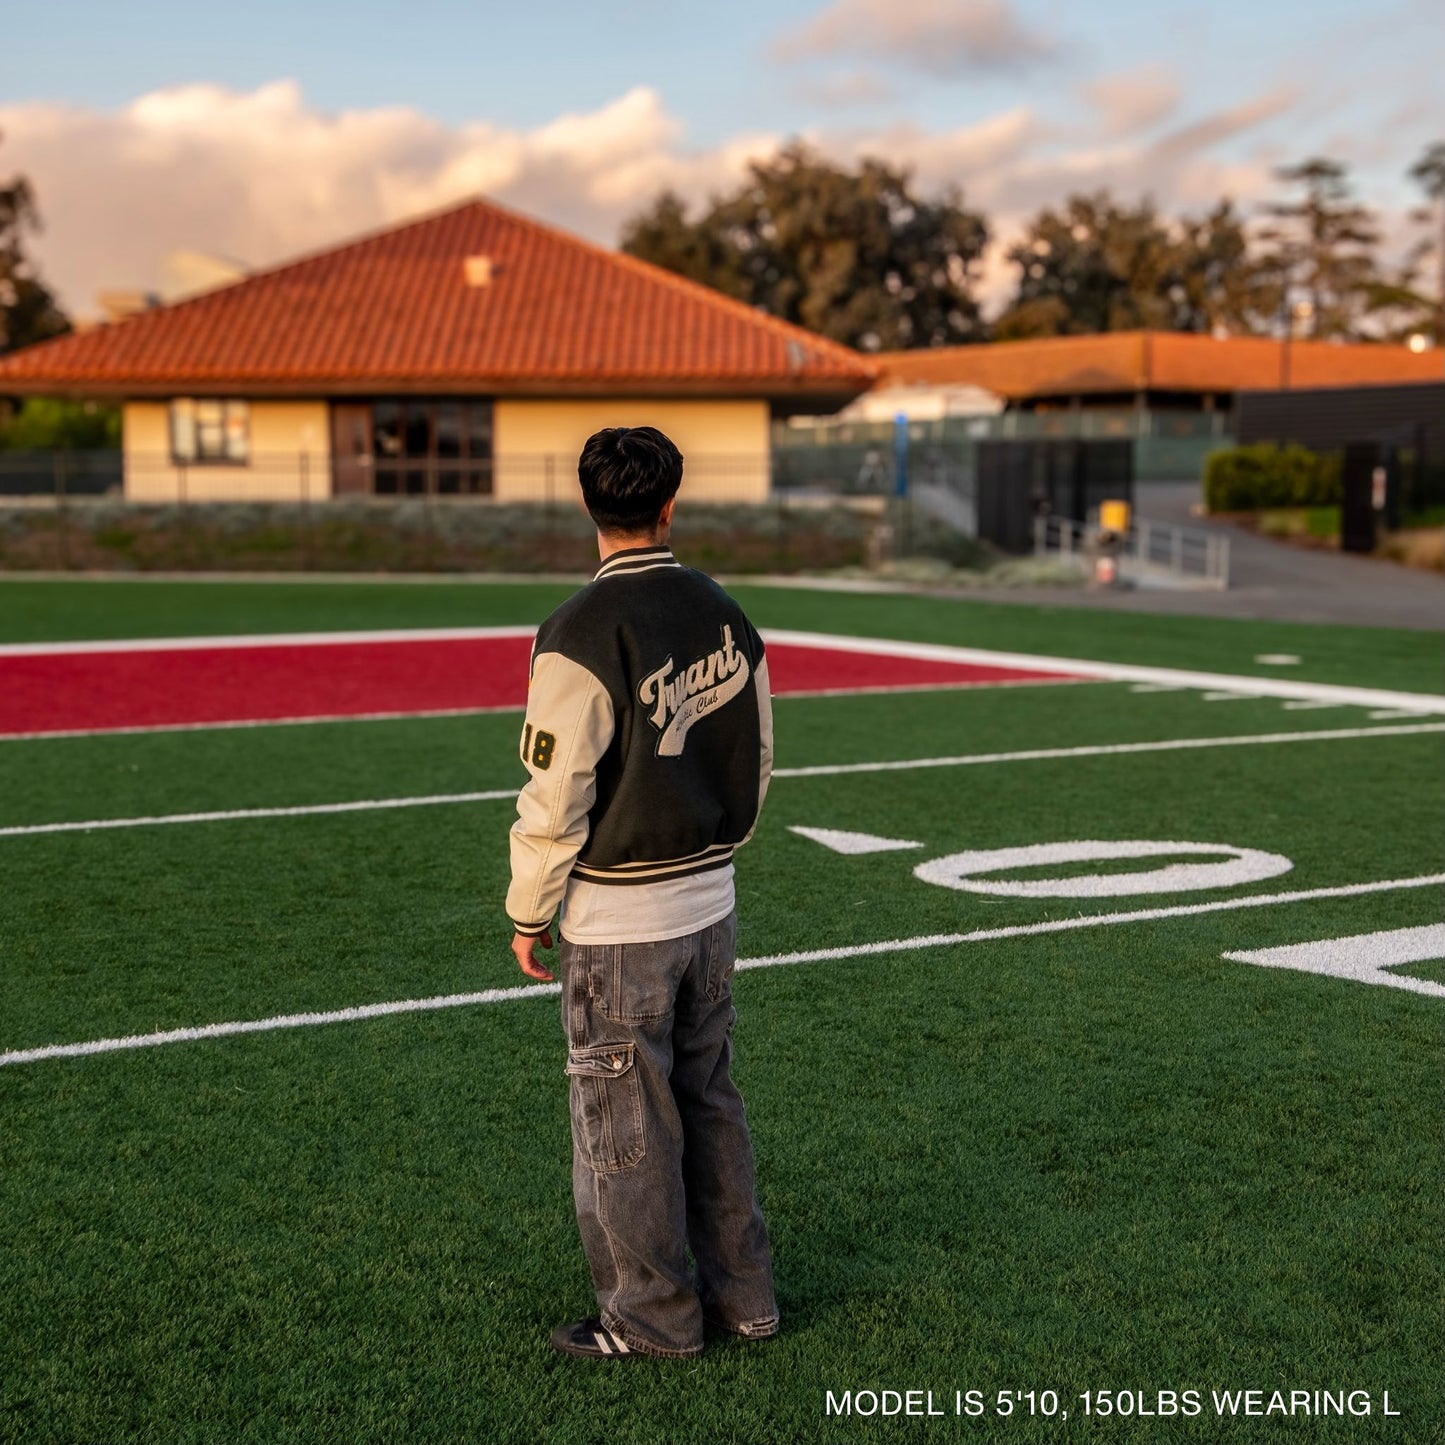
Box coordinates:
[505,651,616,936]
[740,652,773,847]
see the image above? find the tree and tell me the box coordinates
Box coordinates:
[995,193,1175,338]
[0,396,120,451]
[994,192,1274,338]
[1396,141,1445,344]
[1170,200,1281,335]
[1257,157,1380,341]
[1,135,70,355]
[620,145,990,351]
[618,190,749,304]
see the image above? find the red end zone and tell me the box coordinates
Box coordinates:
[0,632,1083,737]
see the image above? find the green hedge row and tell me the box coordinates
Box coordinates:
[0,499,877,574]
[1203,443,1342,512]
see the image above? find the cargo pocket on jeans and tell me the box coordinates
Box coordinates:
[565,1042,645,1173]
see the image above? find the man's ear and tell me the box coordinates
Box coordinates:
[657,496,677,529]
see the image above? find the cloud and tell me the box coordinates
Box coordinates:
[0,81,776,317]
[917,90,1302,308]
[1082,67,1181,139]
[772,0,1057,77]
[842,106,1043,182]
[0,77,1329,322]
[795,71,898,109]
[1146,88,1299,170]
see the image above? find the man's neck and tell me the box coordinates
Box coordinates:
[597,531,667,564]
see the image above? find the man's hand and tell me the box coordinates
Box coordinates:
[512,929,555,981]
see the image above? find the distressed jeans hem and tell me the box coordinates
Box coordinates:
[705,1312,780,1340]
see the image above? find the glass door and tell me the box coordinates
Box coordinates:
[346,400,494,495]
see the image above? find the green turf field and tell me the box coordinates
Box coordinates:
[1,580,1442,1445]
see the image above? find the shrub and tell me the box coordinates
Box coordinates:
[0,398,121,451]
[1203,443,1341,512]
[0,499,877,574]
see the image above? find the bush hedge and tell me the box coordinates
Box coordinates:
[0,498,881,574]
[1203,443,1341,512]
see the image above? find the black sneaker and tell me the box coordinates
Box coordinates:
[549,1317,643,1359]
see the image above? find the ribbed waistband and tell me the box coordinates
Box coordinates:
[570,842,735,886]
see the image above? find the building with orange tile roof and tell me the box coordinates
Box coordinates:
[0,197,877,503]
[876,331,1444,413]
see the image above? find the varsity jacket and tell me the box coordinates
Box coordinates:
[506,544,773,944]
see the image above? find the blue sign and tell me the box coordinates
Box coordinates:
[893,413,909,498]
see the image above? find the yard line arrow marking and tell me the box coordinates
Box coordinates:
[1224,924,1445,999]
[788,825,924,855]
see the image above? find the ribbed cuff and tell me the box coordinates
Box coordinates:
[510,917,552,938]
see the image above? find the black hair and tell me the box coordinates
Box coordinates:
[577,426,683,534]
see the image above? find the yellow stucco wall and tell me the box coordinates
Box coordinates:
[123,401,331,501]
[121,397,771,503]
[492,399,770,503]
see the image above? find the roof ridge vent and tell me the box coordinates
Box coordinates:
[463,254,496,287]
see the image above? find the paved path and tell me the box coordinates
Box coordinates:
[956,482,1442,632]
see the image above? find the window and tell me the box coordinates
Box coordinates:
[365,399,492,495]
[170,399,249,464]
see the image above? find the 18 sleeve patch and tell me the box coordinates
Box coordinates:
[521,723,557,770]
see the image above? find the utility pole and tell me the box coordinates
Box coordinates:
[1277,264,1289,390]
[1278,264,1293,390]
[1406,141,1445,378]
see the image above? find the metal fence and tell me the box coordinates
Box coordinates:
[0,425,1237,574]
[1033,513,1231,589]
[0,451,773,504]
[975,438,1134,553]
[0,450,950,574]
[0,451,122,497]
[775,408,1232,488]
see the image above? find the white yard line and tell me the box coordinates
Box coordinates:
[3,722,1441,839]
[5,870,1441,1068]
[0,704,524,744]
[0,626,539,657]
[759,630,1445,715]
[771,722,1445,780]
[0,791,519,839]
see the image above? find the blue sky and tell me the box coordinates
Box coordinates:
[3,0,1440,314]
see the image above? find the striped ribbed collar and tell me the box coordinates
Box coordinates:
[593,545,682,581]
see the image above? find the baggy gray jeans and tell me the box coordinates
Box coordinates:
[559,910,778,1357]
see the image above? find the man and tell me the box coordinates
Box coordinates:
[506,425,778,1361]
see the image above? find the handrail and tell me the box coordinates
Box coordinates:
[1033,513,1230,589]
